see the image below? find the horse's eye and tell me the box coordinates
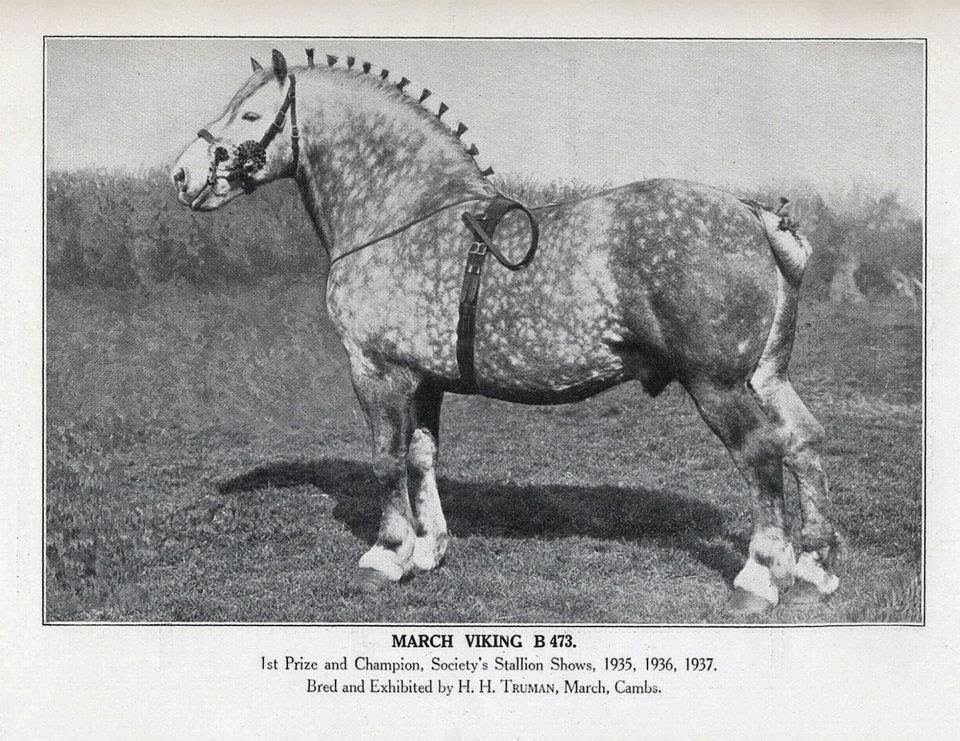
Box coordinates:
[242,111,260,122]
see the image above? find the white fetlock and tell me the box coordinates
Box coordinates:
[795,552,840,595]
[412,537,440,571]
[734,558,780,605]
[358,546,407,581]
[768,542,797,590]
[746,527,796,591]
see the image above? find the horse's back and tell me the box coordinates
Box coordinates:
[474,179,780,396]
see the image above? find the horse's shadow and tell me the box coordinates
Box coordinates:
[218,458,748,584]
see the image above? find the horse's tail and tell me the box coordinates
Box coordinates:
[741,198,814,382]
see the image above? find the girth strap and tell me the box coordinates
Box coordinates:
[457,197,540,393]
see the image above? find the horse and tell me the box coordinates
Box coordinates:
[171,48,842,615]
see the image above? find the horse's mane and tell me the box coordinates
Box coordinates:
[232,56,492,177]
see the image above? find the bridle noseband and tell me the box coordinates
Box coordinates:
[196,74,299,198]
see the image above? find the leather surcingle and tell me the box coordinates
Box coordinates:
[457,197,540,393]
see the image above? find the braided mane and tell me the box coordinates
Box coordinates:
[291,52,494,178]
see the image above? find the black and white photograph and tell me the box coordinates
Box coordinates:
[43,37,924,625]
[8,2,960,736]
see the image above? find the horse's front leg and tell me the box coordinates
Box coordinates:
[407,382,449,572]
[348,357,419,593]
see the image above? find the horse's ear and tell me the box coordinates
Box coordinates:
[271,49,287,81]
[251,57,263,72]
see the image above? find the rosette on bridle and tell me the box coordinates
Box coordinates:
[233,140,268,176]
[196,74,299,197]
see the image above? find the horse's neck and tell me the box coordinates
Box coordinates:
[294,75,496,258]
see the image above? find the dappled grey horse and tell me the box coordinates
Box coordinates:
[172,49,841,614]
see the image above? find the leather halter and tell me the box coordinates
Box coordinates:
[196,74,299,198]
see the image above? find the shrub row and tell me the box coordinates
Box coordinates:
[47,168,922,296]
[47,168,319,289]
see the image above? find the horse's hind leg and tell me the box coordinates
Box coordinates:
[752,374,841,603]
[407,383,449,571]
[348,359,419,592]
[684,379,795,614]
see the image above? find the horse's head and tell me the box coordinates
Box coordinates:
[172,50,299,210]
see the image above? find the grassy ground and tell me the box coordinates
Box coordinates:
[45,281,922,623]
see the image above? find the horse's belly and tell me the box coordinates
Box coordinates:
[462,231,636,402]
[472,328,629,403]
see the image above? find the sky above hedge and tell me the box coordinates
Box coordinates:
[46,39,924,211]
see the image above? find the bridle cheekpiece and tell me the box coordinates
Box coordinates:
[196,73,299,197]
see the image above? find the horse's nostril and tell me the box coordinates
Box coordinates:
[172,167,186,188]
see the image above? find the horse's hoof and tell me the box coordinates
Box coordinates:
[727,587,776,616]
[349,567,396,594]
[781,579,831,606]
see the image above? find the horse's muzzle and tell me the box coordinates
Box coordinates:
[171,159,230,209]
[172,165,199,203]
[171,160,206,207]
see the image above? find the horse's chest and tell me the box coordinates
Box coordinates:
[327,257,462,373]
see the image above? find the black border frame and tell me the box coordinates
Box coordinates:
[41,35,928,628]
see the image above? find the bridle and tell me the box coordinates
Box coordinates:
[194,74,300,201]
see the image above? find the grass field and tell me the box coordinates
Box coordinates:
[45,280,922,623]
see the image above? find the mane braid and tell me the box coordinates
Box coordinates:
[291,61,491,176]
